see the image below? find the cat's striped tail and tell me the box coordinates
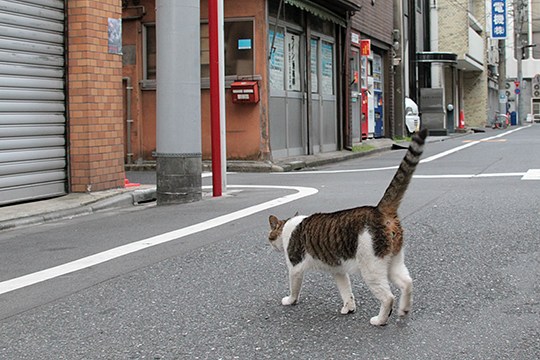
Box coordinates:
[377,128,428,213]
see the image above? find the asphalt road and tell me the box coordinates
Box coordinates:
[1,125,539,359]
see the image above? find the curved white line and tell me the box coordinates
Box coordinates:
[0,185,318,296]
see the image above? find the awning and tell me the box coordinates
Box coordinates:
[284,0,360,27]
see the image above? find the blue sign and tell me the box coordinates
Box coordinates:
[238,39,252,50]
[491,0,507,39]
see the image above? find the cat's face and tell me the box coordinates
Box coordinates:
[268,215,286,252]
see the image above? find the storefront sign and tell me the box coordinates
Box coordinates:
[360,39,371,56]
[491,0,507,39]
[286,32,301,91]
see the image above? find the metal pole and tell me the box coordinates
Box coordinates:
[392,0,405,138]
[517,43,523,125]
[155,0,202,204]
[208,0,227,196]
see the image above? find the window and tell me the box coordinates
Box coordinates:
[143,20,254,86]
[310,38,318,93]
[200,20,255,78]
[269,28,285,91]
[143,23,156,80]
[321,41,334,95]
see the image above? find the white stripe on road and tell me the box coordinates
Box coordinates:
[413,172,527,179]
[273,126,532,175]
[420,126,529,163]
[0,185,317,296]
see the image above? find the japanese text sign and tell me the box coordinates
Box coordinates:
[360,39,371,56]
[491,0,507,39]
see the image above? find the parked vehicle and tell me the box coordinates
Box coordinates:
[405,97,420,134]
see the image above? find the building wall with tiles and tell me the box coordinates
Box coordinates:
[438,0,488,127]
[67,1,125,192]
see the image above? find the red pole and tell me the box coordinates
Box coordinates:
[208,0,222,196]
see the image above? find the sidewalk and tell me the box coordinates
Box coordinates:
[0,132,465,232]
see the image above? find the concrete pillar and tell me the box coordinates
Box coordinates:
[155,0,202,204]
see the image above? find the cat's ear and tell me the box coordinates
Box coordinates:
[269,215,280,229]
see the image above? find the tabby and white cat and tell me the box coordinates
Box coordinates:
[268,128,428,326]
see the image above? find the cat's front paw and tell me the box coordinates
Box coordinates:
[281,296,297,306]
[340,300,356,314]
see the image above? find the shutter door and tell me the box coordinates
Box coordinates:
[0,0,66,205]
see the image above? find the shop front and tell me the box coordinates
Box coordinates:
[350,31,389,141]
[0,1,67,205]
[267,0,358,158]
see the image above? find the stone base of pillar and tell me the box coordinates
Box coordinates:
[156,153,202,205]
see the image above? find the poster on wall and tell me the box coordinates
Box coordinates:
[108,18,122,54]
[286,32,301,92]
[321,41,333,95]
[310,39,318,93]
[269,30,285,91]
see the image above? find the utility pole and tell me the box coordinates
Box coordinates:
[515,0,529,125]
[155,0,202,204]
[392,0,405,138]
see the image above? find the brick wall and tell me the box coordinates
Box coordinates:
[67,1,125,192]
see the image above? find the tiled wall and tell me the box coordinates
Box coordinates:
[67,1,125,192]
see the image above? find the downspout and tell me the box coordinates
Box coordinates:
[343,12,352,150]
[121,5,144,165]
[123,77,133,164]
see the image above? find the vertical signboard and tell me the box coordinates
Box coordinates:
[360,39,371,56]
[491,0,507,39]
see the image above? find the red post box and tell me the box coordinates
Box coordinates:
[231,81,260,104]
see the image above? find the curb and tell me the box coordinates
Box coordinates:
[0,187,157,232]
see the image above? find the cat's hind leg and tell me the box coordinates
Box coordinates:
[282,266,304,306]
[333,272,356,314]
[389,251,413,317]
[360,260,395,326]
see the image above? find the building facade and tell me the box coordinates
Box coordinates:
[122,0,360,164]
[350,0,395,141]
[424,0,501,130]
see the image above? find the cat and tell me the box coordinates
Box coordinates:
[268,128,428,326]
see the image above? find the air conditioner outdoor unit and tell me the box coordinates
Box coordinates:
[505,81,516,100]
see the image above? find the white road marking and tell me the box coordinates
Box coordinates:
[413,172,527,179]
[420,125,528,163]
[0,185,318,296]
[273,125,532,175]
[522,169,540,180]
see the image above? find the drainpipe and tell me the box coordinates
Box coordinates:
[123,77,133,164]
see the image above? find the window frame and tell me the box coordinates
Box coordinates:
[141,22,156,89]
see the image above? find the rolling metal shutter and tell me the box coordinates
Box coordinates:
[0,0,66,205]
